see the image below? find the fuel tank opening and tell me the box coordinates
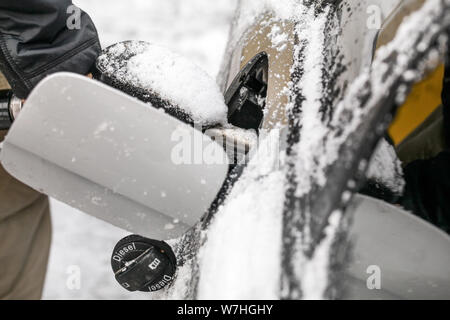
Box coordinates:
[224,52,268,130]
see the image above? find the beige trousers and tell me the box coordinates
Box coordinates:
[0,75,51,299]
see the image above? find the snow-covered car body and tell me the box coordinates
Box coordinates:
[203,0,450,299]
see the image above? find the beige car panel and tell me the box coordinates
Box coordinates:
[226,15,295,130]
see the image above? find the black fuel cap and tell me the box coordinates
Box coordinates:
[111,235,177,292]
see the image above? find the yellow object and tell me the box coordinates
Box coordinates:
[375,0,445,146]
[388,64,444,145]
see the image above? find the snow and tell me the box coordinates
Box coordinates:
[299,211,342,300]
[197,130,286,299]
[291,5,329,197]
[367,139,405,194]
[230,0,304,42]
[97,41,228,126]
[289,0,448,207]
[76,0,236,77]
[43,200,148,300]
[43,0,236,300]
[282,4,345,299]
[278,0,449,299]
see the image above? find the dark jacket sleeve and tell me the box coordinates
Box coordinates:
[0,0,101,99]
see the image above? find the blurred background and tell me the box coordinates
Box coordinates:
[43,0,237,299]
